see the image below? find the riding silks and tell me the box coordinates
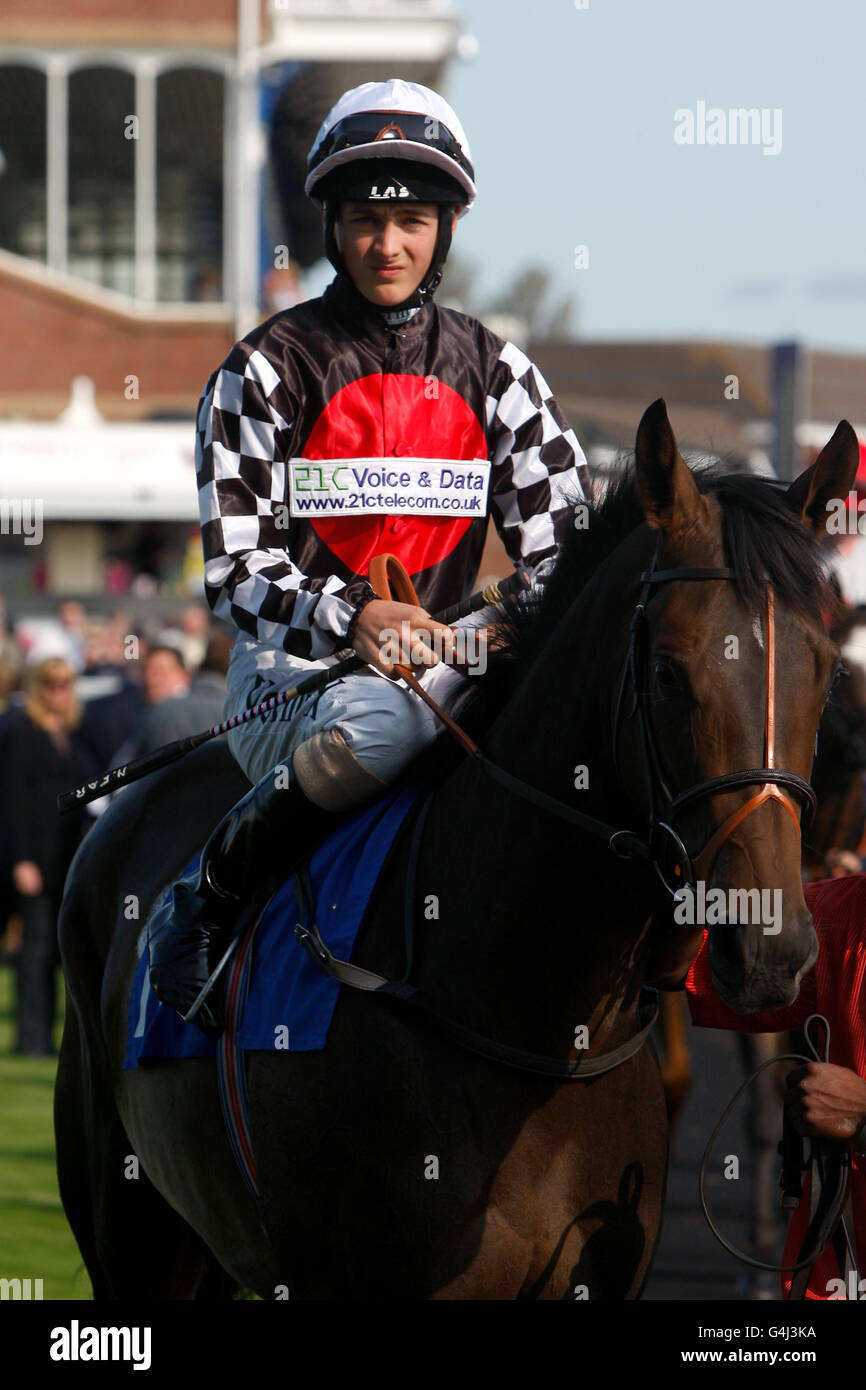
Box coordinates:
[195,271,587,662]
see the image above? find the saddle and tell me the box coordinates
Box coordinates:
[146,551,428,1035]
[130,783,423,1068]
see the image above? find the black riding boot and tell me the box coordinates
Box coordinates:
[148,772,342,1038]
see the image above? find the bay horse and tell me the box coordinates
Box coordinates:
[55,400,857,1299]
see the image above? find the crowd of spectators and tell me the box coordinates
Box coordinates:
[0,596,231,1056]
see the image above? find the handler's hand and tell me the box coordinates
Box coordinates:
[352,600,456,678]
[784,1061,866,1143]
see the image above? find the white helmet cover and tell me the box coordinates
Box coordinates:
[306,78,476,215]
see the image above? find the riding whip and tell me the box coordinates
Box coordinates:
[57,565,529,813]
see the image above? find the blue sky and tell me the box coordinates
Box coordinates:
[438,0,866,350]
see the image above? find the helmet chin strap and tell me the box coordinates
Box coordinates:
[325,204,454,315]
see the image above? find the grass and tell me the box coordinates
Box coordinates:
[0,963,91,1300]
[0,957,259,1302]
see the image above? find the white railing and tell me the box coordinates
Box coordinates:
[0,248,231,323]
[270,0,458,16]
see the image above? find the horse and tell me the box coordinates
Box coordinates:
[55,399,858,1300]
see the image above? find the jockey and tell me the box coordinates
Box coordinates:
[149,78,589,1036]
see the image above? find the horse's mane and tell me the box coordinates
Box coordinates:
[396,461,834,791]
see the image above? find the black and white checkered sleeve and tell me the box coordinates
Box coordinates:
[196,343,376,660]
[485,341,590,571]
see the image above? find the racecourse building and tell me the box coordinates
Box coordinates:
[0,0,467,606]
[1,2,864,609]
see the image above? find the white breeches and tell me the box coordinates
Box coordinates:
[224,633,468,807]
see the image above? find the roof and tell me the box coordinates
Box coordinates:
[528,338,866,462]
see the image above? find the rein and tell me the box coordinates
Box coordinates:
[388,549,816,901]
[610,553,816,895]
[294,548,817,1082]
[304,550,817,1081]
[698,1014,858,1299]
[294,794,659,1082]
[290,551,659,1081]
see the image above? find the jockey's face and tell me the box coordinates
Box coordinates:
[336,201,457,306]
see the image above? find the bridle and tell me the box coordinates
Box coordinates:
[395,548,817,899]
[608,550,817,898]
[290,550,820,1084]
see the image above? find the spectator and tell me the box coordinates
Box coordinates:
[0,681,26,955]
[85,644,198,811]
[125,630,232,758]
[263,260,307,313]
[0,597,24,701]
[143,645,190,705]
[56,600,87,670]
[5,658,90,1055]
[154,606,210,675]
[77,669,146,777]
[179,604,210,672]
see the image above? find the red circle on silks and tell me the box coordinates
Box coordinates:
[301,373,487,577]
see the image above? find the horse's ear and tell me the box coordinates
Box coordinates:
[785,421,860,533]
[635,398,709,540]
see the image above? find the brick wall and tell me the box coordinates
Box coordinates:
[0,0,259,47]
[0,270,234,419]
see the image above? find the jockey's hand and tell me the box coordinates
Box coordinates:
[13,861,43,897]
[352,600,456,678]
[784,1061,866,1143]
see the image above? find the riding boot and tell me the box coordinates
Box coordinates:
[148,772,343,1038]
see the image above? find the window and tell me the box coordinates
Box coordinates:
[68,66,136,294]
[0,65,47,261]
[2,57,226,303]
[156,68,224,302]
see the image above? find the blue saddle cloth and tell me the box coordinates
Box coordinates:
[124,784,421,1068]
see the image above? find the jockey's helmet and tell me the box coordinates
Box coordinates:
[306,79,476,306]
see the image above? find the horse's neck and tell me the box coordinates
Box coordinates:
[410,565,656,1058]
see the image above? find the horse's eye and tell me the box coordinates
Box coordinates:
[653,659,680,691]
[832,662,848,690]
